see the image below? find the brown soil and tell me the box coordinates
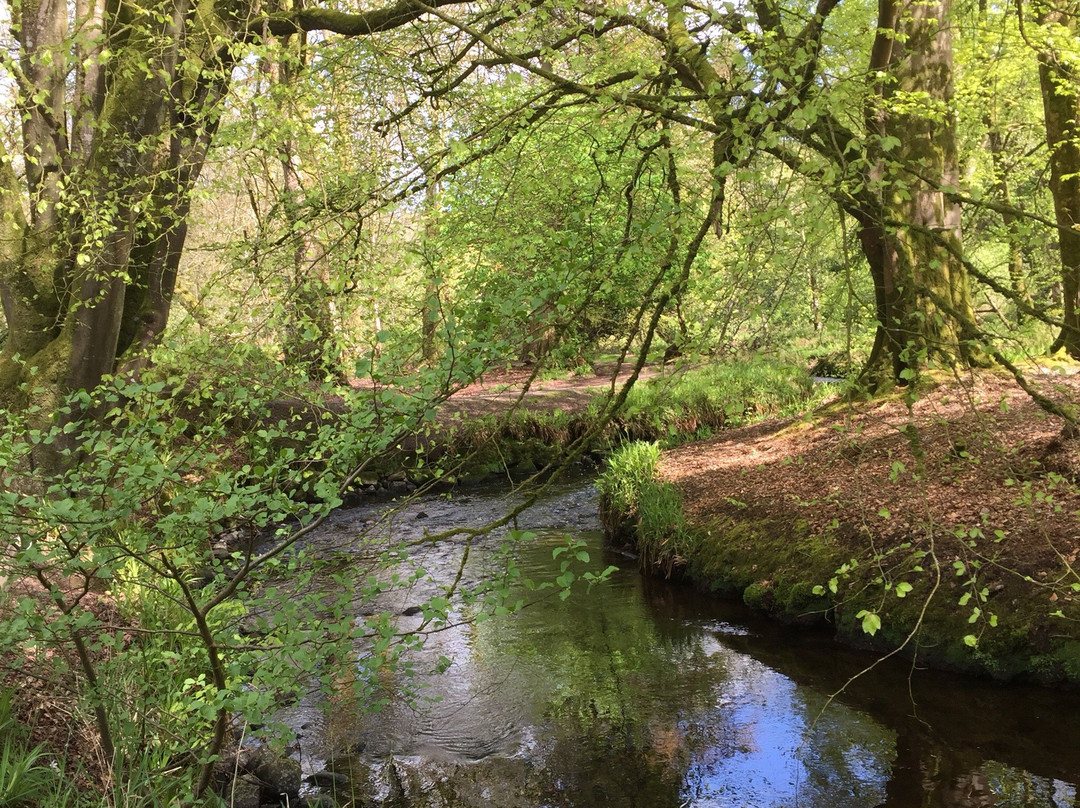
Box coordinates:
[658,367,1080,640]
[441,361,662,418]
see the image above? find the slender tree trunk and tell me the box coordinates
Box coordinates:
[1034,2,1080,358]
[421,176,442,365]
[984,117,1030,319]
[269,33,338,380]
[805,229,823,332]
[281,151,337,378]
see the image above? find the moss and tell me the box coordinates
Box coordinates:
[603,465,1080,685]
[683,516,845,615]
[780,580,832,622]
[1058,641,1080,680]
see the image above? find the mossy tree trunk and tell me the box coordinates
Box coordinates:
[0,0,468,462]
[859,0,982,382]
[1033,1,1080,359]
[0,0,231,446]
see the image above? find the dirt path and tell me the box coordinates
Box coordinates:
[442,362,662,419]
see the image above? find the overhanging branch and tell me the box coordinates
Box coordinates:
[261,0,468,36]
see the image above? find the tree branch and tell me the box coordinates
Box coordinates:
[261,0,469,37]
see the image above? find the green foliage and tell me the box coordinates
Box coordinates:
[441,108,691,365]
[0,693,68,808]
[597,441,663,519]
[0,335,514,799]
[602,358,840,443]
[5,0,1080,795]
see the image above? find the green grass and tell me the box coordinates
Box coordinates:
[597,357,842,444]
[597,441,694,575]
[0,692,71,808]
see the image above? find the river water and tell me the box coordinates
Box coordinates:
[280,475,1080,808]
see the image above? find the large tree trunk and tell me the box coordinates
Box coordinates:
[0,0,229,434]
[859,0,981,382]
[1034,1,1080,358]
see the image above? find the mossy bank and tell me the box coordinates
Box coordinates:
[599,434,1080,687]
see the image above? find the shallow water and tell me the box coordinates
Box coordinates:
[282,476,1080,808]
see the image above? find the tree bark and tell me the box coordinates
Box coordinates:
[421,176,442,366]
[271,33,339,381]
[984,116,1030,320]
[859,0,982,382]
[0,0,226,424]
[1033,1,1080,358]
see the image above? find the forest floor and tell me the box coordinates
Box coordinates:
[452,362,1080,589]
[437,361,662,418]
[635,361,1080,680]
[658,365,1080,595]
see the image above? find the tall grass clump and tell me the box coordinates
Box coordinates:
[0,692,70,808]
[597,442,693,576]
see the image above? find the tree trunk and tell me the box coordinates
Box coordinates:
[271,34,339,381]
[1034,2,1080,358]
[859,0,982,382]
[0,0,228,433]
[421,176,442,365]
[984,117,1030,320]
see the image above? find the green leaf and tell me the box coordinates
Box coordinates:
[856,610,881,636]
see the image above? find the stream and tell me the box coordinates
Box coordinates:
[276,475,1080,808]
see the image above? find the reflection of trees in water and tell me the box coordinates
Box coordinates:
[538,700,688,808]
[475,539,897,806]
[301,498,1080,807]
[884,739,1080,808]
[983,761,1079,808]
[473,549,729,806]
[478,541,729,721]
[638,576,1080,806]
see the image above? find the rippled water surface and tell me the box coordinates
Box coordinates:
[281,476,1080,807]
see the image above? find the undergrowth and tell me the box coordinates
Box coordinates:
[0,692,69,808]
[598,358,840,444]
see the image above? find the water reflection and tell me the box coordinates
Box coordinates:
[471,531,893,807]
[297,479,1080,808]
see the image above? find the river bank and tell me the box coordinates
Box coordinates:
[601,365,1080,684]
[7,357,1078,806]
[253,476,1080,807]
